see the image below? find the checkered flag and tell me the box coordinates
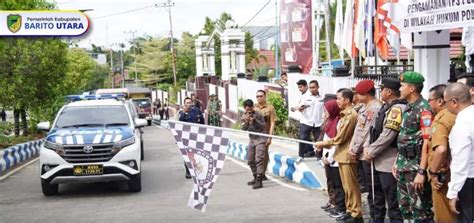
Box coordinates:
[169,121,229,213]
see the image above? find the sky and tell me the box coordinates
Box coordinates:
[54,0,278,49]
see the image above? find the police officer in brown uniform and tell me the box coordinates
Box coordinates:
[254,90,276,181]
[349,80,383,222]
[241,99,267,189]
[426,84,457,222]
[315,88,361,223]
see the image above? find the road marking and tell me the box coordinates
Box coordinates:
[0,157,39,181]
[226,156,307,192]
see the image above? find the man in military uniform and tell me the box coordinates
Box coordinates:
[364,78,405,222]
[348,80,383,222]
[315,88,361,223]
[395,71,434,222]
[178,97,205,179]
[206,94,222,127]
[254,90,276,180]
[426,84,457,222]
[241,99,267,189]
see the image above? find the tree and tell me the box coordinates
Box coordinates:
[0,0,68,136]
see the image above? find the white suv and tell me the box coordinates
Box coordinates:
[37,96,147,196]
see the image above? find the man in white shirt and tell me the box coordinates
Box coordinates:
[444,82,474,222]
[291,79,324,158]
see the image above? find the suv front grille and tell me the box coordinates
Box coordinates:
[61,144,115,163]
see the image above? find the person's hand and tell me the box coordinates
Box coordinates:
[298,105,305,112]
[413,173,425,191]
[392,165,398,179]
[313,144,322,153]
[322,157,329,165]
[266,138,272,146]
[449,198,460,214]
[249,115,255,124]
[364,150,373,161]
[430,175,443,190]
[348,151,358,161]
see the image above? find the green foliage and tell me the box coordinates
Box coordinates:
[266,92,289,136]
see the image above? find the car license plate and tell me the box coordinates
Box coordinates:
[73,165,103,176]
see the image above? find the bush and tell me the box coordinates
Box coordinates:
[266,92,289,136]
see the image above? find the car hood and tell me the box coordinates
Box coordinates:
[46,127,134,145]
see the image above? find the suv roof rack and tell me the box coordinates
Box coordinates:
[65,94,127,102]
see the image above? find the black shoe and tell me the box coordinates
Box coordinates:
[252,180,263,189]
[346,217,364,223]
[247,178,256,185]
[185,173,191,179]
[335,213,351,222]
[320,203,332,210]
[262,175,268,181]
[329,210,347,218]
[324,206,336,213]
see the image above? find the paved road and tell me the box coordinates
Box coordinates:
[0,125,333,223]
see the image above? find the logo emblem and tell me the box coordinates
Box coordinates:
[83,145,94,153]
[7,14,22,33]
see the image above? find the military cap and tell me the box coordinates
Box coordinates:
[399,71,425,84]
[355,80,375,95]
[320,93,337,102]
[379,78,401,91]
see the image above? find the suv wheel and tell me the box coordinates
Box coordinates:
[41,179,59,196]
[128,173,141,192]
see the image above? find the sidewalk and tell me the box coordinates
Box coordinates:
[227,131,327,189]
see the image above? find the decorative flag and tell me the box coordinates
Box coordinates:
[353,0,366,58]
[342,0,354,57]
[169,121,229,212]
[334,0,344,58]
[374,0,396,59]
[365,0,375,57]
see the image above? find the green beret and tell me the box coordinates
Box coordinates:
[399,71,425,84]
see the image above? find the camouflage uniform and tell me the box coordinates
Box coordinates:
[396,96,434,221]
[207,99,221,127]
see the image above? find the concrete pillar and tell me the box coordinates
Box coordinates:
[220,27,245,81]
[413,30,450,97]
[195,35,215,77]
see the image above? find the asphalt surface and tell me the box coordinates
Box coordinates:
[0,125,334,223]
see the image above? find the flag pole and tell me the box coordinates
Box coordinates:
[167,120,319,146]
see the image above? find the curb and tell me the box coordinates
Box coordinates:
[0,139,44,174]
[227,140,322,190]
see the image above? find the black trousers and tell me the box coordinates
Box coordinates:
[378,170,402,222]
[329,166,346,212]
[298,124,320,157]
[362,160,385,221]
[458,178,474,223]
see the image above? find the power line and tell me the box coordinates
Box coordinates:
[242,0,272,28]
[92,4,157,20]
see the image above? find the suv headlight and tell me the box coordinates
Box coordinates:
[111,137,135,153]
[44,141,65,155]
[44,141,63,150]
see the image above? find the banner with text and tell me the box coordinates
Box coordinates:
[0,11,90,36]
[383,0,474,33]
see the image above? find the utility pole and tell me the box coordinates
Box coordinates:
[156,1,177,87]
[120,44,125,88]
[124,30,138,84]
[275,0,280,79]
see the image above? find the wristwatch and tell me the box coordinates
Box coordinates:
[418,168,426,176]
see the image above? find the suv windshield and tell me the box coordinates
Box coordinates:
[55,105,130,128]
[132,99,151,108]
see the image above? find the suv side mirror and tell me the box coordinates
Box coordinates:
[134,119,147,128]
[37,121,51,131]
